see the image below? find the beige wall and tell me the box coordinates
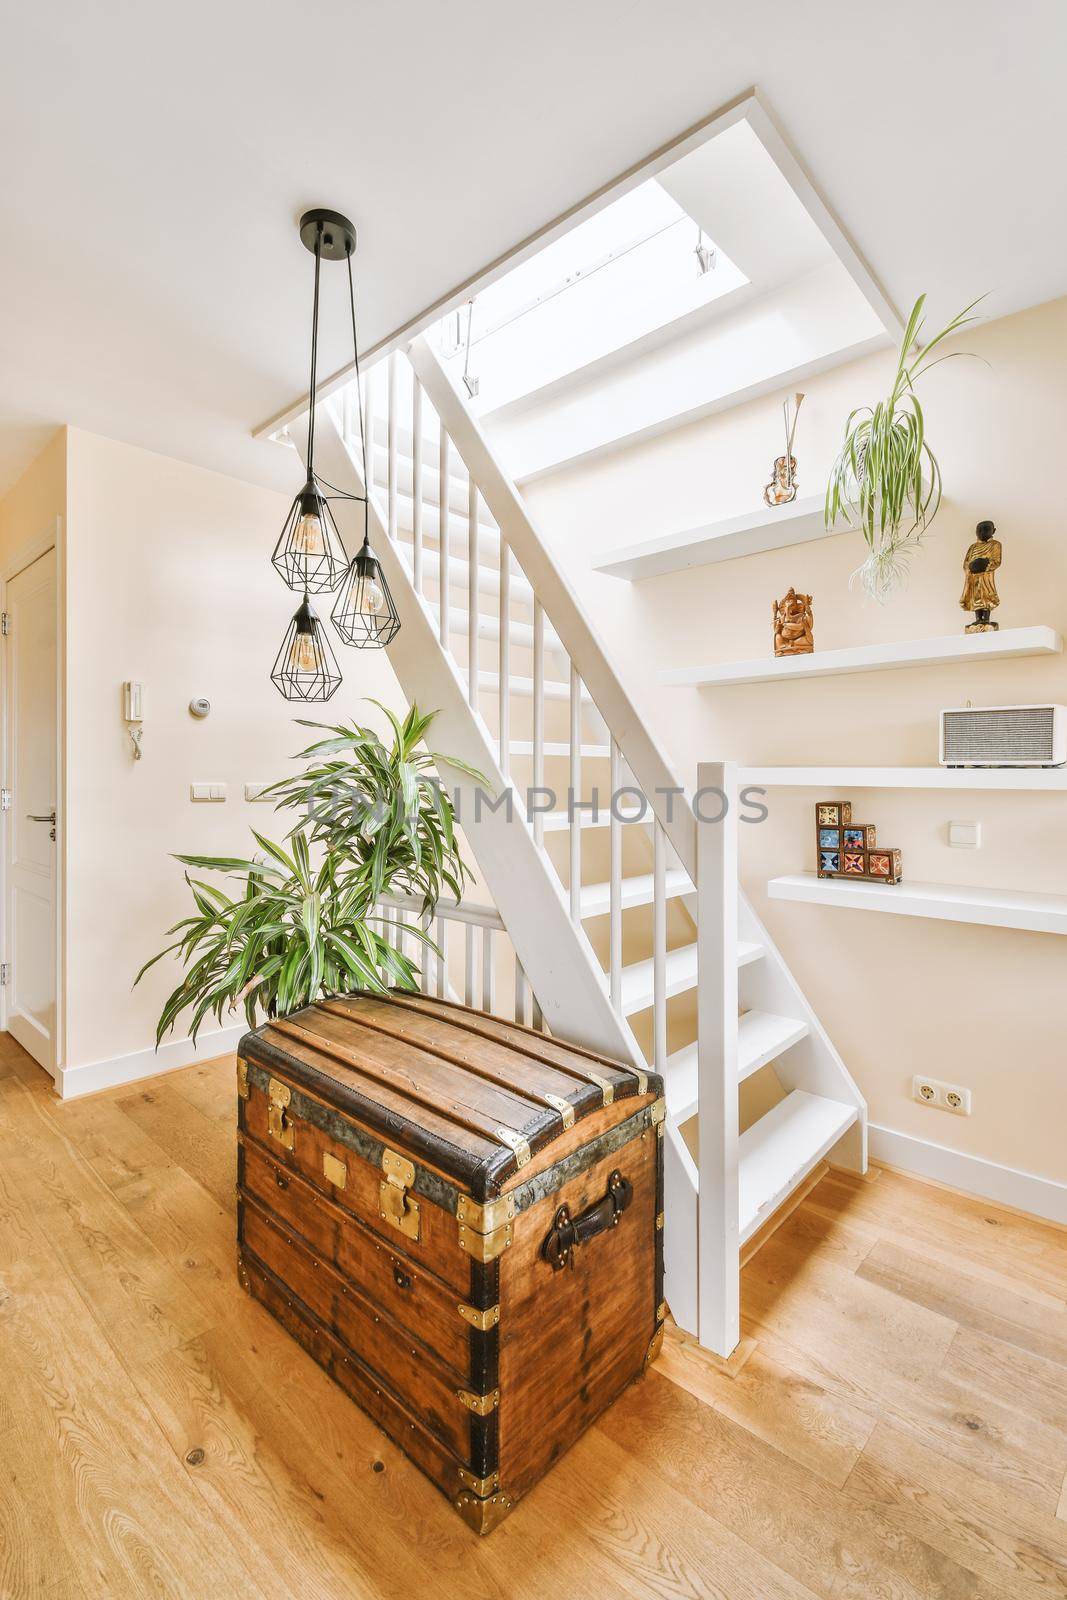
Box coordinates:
[523,296,1067,1188]
[0,429,66,566]
[62,429,402,1087]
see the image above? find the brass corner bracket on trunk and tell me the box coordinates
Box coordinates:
[454,1488,514,1536]
[236,1059,249,1101]
[456,1387,499,1416]
[456,1192,516,1262]
[457,1466,499,1497]
[457,1302,500,1331]
[644,1326,664,1368]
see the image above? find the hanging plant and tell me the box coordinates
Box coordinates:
[135,704,486,1044]
[825,294,982,601]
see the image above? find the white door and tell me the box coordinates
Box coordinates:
[4,548,57,1071]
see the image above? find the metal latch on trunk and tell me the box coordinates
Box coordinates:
[267,1078,294,1150]
[379,1148,421,1242]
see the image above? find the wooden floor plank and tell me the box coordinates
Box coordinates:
[857,1236,1067,1368]
[846,1419,1067,1598]
[115,1079,236,1211]
[529,1423,825,1600]
[0,1254,264,1598]
[3,1033,1066,1597]
[599,1370,1009,1600]
[659,1327,876,1489]
[816,1169,1067,1304]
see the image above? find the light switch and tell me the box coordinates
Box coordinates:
[244,783,273,802]
[191,783,226,802]
[948,820,980,849]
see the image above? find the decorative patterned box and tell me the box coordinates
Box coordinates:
[814,805,903,885]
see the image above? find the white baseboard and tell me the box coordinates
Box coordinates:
[869,1122,1067,1227]
[58,1022,247,1100]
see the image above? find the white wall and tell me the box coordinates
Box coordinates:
[61,429,403,1095]
[522,295,1067,1194]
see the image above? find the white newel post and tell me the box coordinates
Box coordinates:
[696,761,740,1357]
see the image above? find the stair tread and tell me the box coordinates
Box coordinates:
[450,613,565,653]
[397,545,535,604]
[510,742,611,758]
[621,943,698,1014]
[378,481,499,536]
[739,1090,858,1243]
[478,671,593,702]
[542,808,651,832]
[736,1011,810,1083]
[579,869,690,918]
[663,1009,809,1119]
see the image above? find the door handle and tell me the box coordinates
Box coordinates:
[26,812,57,824]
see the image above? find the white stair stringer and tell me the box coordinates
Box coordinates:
[307,408,644,1069]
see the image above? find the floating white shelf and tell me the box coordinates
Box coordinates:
[661,625,1063,688]
[767,872,1067,935]
[740,765,1067,791]
[594,495,841,580]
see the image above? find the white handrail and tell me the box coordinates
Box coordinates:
[379,890,504,931]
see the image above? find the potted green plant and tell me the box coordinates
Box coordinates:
[825,293,982,600]
[136,703,485,1045]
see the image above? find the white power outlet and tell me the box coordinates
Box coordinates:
[912,1074,972,1115]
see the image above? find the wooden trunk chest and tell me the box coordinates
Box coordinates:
[236,991,664,1534]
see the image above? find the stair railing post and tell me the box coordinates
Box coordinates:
[696,760,740,1358]
[411,380,423,594]
[387,352,399,544]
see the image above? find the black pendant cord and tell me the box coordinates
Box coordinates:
[345,246,371,545]
[305,222,324,478]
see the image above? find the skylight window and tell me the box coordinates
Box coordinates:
[431,179,746,413]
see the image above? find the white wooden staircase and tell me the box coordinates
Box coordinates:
[304,342,866,1359]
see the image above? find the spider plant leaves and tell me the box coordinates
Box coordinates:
[137,704,479,1047]
[825,293,983,601]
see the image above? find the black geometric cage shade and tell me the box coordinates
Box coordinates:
[271,479,349,594]
[331,542,401,648]
[270,595,343,702]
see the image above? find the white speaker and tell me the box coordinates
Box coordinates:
[939,704,1067,767]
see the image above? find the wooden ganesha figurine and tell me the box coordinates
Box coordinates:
[773,587,814,656]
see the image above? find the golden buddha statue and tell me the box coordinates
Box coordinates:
[960,519,1001,633]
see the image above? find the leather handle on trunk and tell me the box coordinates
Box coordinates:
[541,1170,633,1272]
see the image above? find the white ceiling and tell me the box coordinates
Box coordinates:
[2,0,1065,501]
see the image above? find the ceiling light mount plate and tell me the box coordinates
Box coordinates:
[298,208,356,260]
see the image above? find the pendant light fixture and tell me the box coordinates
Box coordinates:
[270,592,343,702]
[271,209,357,594]
[328,215,401,650]
[270,206,400,700]
[331,537,401,647]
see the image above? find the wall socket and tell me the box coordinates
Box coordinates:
[912,1074,972,1115]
